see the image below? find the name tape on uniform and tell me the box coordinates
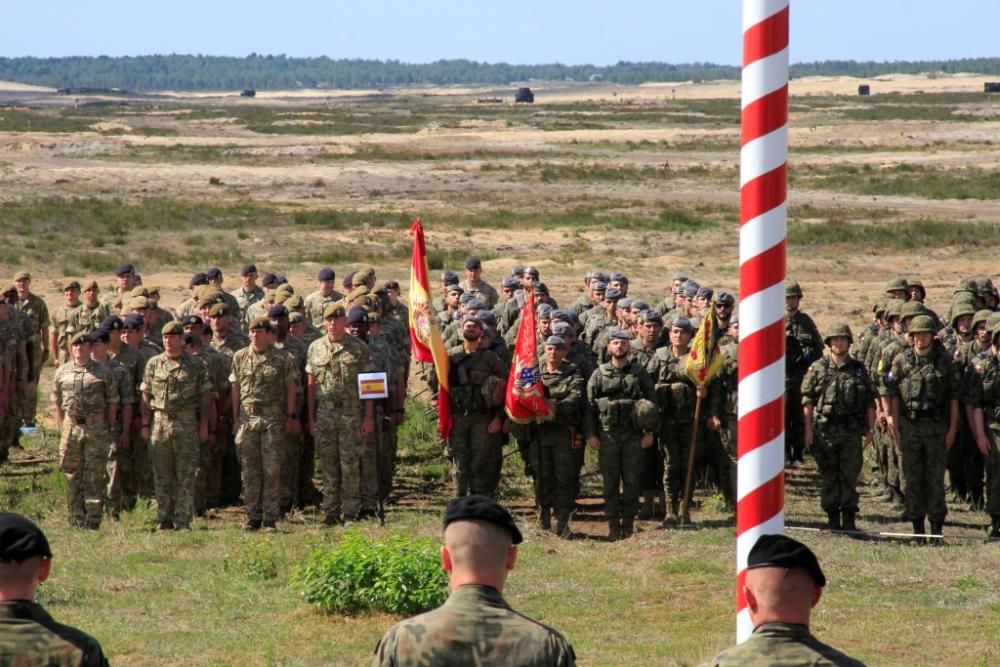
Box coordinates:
[358,372,389,400]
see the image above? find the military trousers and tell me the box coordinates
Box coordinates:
[785,383,806,462]
[150,412,199,526]
[716,415,738,505]
[59,418,110,528]
[899,416,948,522]
[448,412,502,498]
[235,413,284,524]
[359,406,383,512]
[660,420,693,501]
[20,346,43,424]
[598,428,644,521]
[812,423,864,512]
[984,427,1000,515]
[314,408,362,520]
[105,424,131,517]
[529,425,579,516]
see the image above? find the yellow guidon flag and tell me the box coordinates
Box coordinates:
[685,300,726,387]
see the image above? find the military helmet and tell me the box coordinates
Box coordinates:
[823,322,854,345]
[873,300,887,316]
[991,319,1000,345]
[955,278,979,296]
[898,301,926,321]
[907,279,926,300]
[632,399,660,432]
[987,312,1000,333]
[884,276,909,294]
[884,300,903,321]
[972,309,992,330]
[908,315,936,335]
[950,301,976,327]
[785,281,803,298]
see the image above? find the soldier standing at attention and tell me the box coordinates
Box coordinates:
[267,304,309,515]
[101,263,138,309]
[306,302,374,525]
[461,257,499,310]
[49,281,82,367]
[372,495,576,667]
[51,332,118,530]
[701,534,866,667]
[205,267,242,318]
[89,328,134,523]
[885,315,960,537]
[70,281,110,338]
[966,320,1000,540]
[585,330,657,540]
[14,271,49,429]
[785,281,823,466]
[305,267,345,326]
[140,321,213,530]
[801,324,876,532]
[230,264,264,330]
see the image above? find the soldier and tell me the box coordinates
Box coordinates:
[122,313,159,499]
[785,281,823,465]
[884,276,909,302]
[801,323,876,532]
[140,321,213,530]
[304,267,345,326]
[306,302,374,525]
[69,281,111,338]
[175,272,209,320]
[143,287,175,347]
[433,270,460,314]
[631,310,665,518]
[51,332,118,530]
[101,263,137,308]
[0,513,110,666]
[0,286,31,456]
[382,280,409,330]
[49,280,81,367]
[267,304,309,514]
[907,279,942,329]
[461,256,499,309]
[701,534,866,667]
[205,267,241,317]
[707,317,739,515]
[209,302,249,357]
[967,321,1000,540]
[585,330,657,540]
[14,271,49,428]
[372,495,575,667]
[230,263,264,329]
[229,317,298,532]
[885,315,960,537]
[89,328,134,523]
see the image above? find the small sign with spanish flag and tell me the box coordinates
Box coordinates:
[358,372,389,400]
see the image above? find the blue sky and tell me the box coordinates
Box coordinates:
[4,1,998,65]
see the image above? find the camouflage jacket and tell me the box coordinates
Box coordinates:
[372,584,576,667]
[144,305,175,347]
[964,349,1000,426]
[785,309,823,381]
[701,622,865,667]
[110,343,146,401]
[141,352,212,415]
[51,360,118,419]
[540,360,584,429]
[444,345,507,415]
[461,278,500,310]
[646,346,695,424]
[885,341,960,417]
[105,356,136,409]
[211,327,249,358]
[49,302,81,361]
[304,289,344,326]
[68,302,111,337]
[230,345,297,416]
[306,333,372,413]
[17,292,50,344]
[0,599,109,667]
[585,361,655,439]
[707,343,738,420]
[851,321,880,363]
[568,292,595,315]
[801,356,874,427]
[231,286,265,320]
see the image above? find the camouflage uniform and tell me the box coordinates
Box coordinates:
[141,351,212,528]
[372,584,576,667]
[360,334,394,513]
[17,291,49,425]
[49,301,81,365]
[131,340,160,499]
[307,333,372,521]
[785,309,823,463]
[231,286,265,328]
[211,326,249,504]
[192,345,230,512]
[0,599,110,667]
[304,289,344,326]
[701,622,865,667]
[51,358,118,528]
[109,342,146,510]
[230,345,297,526]
[461,278,500,310]
[963,347,1000,526]
[274,336,307,512]
[69,302,111,337]
[646,347,696,507]
[103,355,135,519]
[707,343,739,509]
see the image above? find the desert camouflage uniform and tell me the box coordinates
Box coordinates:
[373,584,576,667]
[109,343,145,509]
[231,286,265,329]
[69,302,111,337]
[701,622,865,667]
[304,289,344,326]
[307,333,372,521]
[274,336,307,512]
[103,355,135,519]
[131,340,160,498]
[230,345,297,525]
[17,291,49,425]
[52,358,118,528]
[49,301,81,365]
[211,326,249,503]
[0,599,109,667]
[211,328,249,358]
[192,345,231,512]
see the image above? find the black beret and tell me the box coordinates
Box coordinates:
[441,270,459,285]
[465,256,482,270]
[115,263,135,277]
[268,304,289,319]
[90,329,110,344]
[261,273,279,288]
[347,306,369,326]
[746,534,826,587]
[382,280,400,291]
[189,272,209,289]
[317,267,335,281]
[205,267,222,280]
[181,315,203,327]
[239,263,258,277]
[443,495,522,545]
[716,291,736,306]
[122,314,145,331]
[63,280,81,291]
[100,315,123,332]
[523,266,540,279]
[0,513,52,562]
[501,276,519,289]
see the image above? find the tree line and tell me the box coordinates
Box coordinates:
[1,55,999,92]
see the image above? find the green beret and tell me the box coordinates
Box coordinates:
[323,302,346,319]
[284,295,304,310]
[248,317,274,332]
[161,321,184,336]
[70,331,91,346]
[209,303,230,318]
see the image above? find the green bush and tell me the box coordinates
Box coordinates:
[294,531,448,616]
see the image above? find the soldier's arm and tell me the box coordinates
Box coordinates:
[51,370,64,424]
[306,373,317,435]
[140,392,152,440]
[583,370,600,443]
[48,327,59,367]
[230,381,241,436]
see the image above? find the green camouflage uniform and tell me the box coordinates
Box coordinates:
[68,302,111,337]
[51,359,118,528]
[964,349,1000,516]
[274,336,307,512]
[461,278,500,310]
[144,306,174,348]
[372,584,576,667]
[360,334,394,513]
[141,351,212,527]
[786,309,823,463]
[230,345,297,525]
[707,343,739,505]
[109,343,146,510]
[801,356,874,514]
[873,331,907,492]
[0,599,109,667]
[49,302,81,366]
[1,308,32,459]
[701,622,865,667]
[646,347,696,504]
[231,286,265,330]
[211,326,249,504]
[17,292,49,425]
[585,360,656,525]
[304,289,344,326]
[131,341,160,499]
[103,356,135,519]
[885,342,960,524]
[307,333,372,521]
[192,345,231,512]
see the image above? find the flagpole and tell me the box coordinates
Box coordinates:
[737,0,788,643]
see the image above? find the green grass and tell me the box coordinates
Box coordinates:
[789,217,1000,250]
[791,163,1000,200]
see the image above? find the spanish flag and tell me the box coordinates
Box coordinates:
[505,290,552,424]
[686,300,726,387]
[408,219,452,439]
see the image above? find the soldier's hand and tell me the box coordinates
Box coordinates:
[198,422,209,444]
[695,385,708,400]
[487,417,502,434]
[587,436,600,450]
[944,428,957,451]
[803,427,813,450]
[40,349,49,366]
[640,433,654,449]
[707,416,721,432]
[285,417,301,436]
[975,434,991,457]
[308,420,316,437]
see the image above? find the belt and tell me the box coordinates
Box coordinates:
[68,415,104,426]
[906,409,941,422]
[243,405,282,417]
[154,408,197,419]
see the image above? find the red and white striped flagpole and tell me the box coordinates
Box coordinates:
[737,0,788,643]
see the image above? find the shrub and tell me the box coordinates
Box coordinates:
[294,531,447,616]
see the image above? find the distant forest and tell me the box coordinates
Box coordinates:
[2,55,1000,91]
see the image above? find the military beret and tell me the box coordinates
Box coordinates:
[443,495,522,545]
[0,513,52,562]
[596,272,610,284]
[682,283,700,299]
[323,302,346,319]
[195,298,216,311]
[288,312,305,325]
[82,280,99,291]
[239,263,258,277]
[609,329,633,341]
[248,317,274,332]
[129,286,150,298]
[115,263,135,277]
[205,267,222,280]
[640,310,664,325]
[533,283,550,296]
[382,280,400,291]
[347,306,369,326]
[275,282,296,296]
[181,315,203,327]
[261,273,279,288]
[604,288,623,301]
[441,270,459,285]
[353,265,375,286]
[459,292,474,305]
[462,314,483,328]
[465,256,482,270]
[511,264,525,277]
[268,304,289,319]
[715,291,736,306]
[195,284,220,301]
[501,276,519,289]
[161,321,184,336]
[671,317,694,333]
[552,321,574,336]
[122,314,145,330]
[524,266,540,279]
[127,296,149,311]
[368,311,382,324]
[13,271,30,282]
[446,284,465,295]
[475,310,497,329]
[209,303,230,318]
[466,298,487,311]
[70,331,91,345]
[283,295,304,310]
[630,300,650,311]
[544,335,567,349]
[189,272,208,289]
[592,281,607,293]
[100,315,123,332]
[317,267,335,281]
[63,280,81,291]
[672,272,689,282]
[585,270,601,281]
[746,533,826,587]
[549,309,571,322]
[617,297,634,311]
[696,286,714,300]
[609,272,628,284]
[90,329,110,344]
[146,286,160,298]
[373,283,388,296]
[0,285,15,297]
[536,303,553,320]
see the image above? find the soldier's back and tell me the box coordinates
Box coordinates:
[701,622,865,667]
[0,599,109,667]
